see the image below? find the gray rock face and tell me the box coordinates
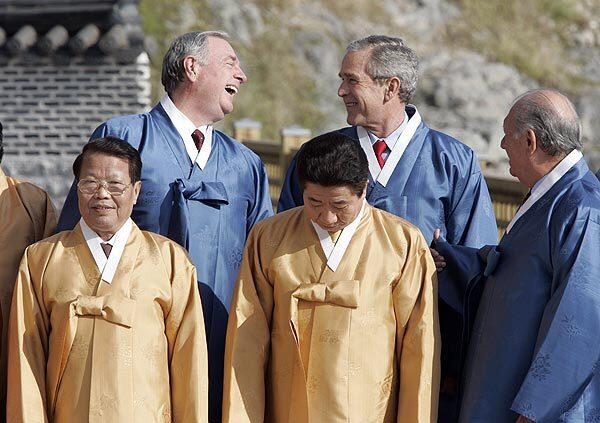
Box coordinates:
[578,88,600,173]
[416,50,533,175]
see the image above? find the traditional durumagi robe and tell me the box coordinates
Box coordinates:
[0,167,56,418]
[277,106,497,420]
[436,152,600,422]
[223,204,440,422]
[7,219,207,422]
[57,97,273,421]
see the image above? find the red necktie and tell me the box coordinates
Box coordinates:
[192,129,204,151]
[373,139,387,168]
[100,242,112,258]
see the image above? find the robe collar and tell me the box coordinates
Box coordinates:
[506,149,584,233]
[79,217,133,283]
[357,105,422,187]
[310,199,366,272]
[160,94,214,170]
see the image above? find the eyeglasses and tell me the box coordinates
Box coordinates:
[77,179,132,196]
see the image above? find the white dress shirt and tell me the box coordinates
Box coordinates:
[80,217,133,284]
[160,94,213,170]
[357,107,422,187]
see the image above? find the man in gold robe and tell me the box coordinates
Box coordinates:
[223,132,440,422]
[0,122,56,419]
[7,137,207,422]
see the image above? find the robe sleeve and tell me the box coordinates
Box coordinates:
[56,123,108,232]
[40,193,57,239]
[245,160,274,235]
[394,240,441,423]
[222,228,273,423]
[277,151,304,212]
[511,217,600,422]
[445,158,498,248]
[6,248,50,422]
[165,257,209,422]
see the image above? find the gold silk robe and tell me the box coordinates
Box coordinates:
[7,223,208,422]
[0,168,56,419]
[223,205,440,423]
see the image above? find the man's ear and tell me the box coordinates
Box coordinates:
[132,181,142,205]
[183,55,199,82]
[525,128,537,156]
[384,77,401,102]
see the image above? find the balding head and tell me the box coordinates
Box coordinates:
[511,89,582,157]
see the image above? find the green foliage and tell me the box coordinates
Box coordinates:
[446,0,588,92]
[139,0,213,102]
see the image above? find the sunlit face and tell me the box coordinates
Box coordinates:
[500,107,530,183]
[194,36,247,123]
[77,153,141,239]
[337,49,387,131]
[303,183,366,233]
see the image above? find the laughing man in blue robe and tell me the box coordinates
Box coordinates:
[57,31,273,422]
[278,35,498,420]
[433,89,600,422]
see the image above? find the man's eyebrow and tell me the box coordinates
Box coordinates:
[307,196,322,202]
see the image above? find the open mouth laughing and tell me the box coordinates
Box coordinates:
[225,84,238,95]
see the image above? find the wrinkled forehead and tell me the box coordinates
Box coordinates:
[207,36,237,60]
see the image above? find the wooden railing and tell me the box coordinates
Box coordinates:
[238,123,524,235]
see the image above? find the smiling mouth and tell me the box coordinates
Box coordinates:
[92,205,114,212]
[225,85,238,95]
[345,101,357,107]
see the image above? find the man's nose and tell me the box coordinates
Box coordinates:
[338,80,348,97]
[94,185,111,199]
[235,65,247,84]
[321,209,338,225]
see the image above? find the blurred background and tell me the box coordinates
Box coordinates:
[0,0,598,216]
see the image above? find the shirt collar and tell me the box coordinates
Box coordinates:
[366,110,409,149]
[79,217,133,283]
[505,149,583,233]
[160,94,214,169]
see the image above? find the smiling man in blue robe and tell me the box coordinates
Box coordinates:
[57,31,273,422]
[278,35,498,420]
[433,89,600,422]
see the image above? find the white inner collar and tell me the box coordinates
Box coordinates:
[79,217,133,284]
[505,149,583,234]
[311,200,366,272]
[366,110,409,150]
[358,106,422,187]
[160,94,213,170]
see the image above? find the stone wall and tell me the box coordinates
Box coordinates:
[0,52,151,209]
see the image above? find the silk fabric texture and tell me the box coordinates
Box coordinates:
[0,168,56,420]
[436,158,600,422]
[56,103,274,421]
[223,205,440,422]
[277,106,497,421]
[7,223,208,422]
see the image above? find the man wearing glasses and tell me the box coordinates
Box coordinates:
[7,137,208,422]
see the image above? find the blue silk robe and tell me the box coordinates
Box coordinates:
[57,104,273,422]
[278,107,498,421]
[436,158,600,422]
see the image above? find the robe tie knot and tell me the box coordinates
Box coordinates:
[173,179,229,204]
[292,281,359,308]
[71,294,135,328]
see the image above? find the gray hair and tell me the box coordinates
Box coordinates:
[161,30,229,94]
[346,35,419,103]
[513,89,582,157]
